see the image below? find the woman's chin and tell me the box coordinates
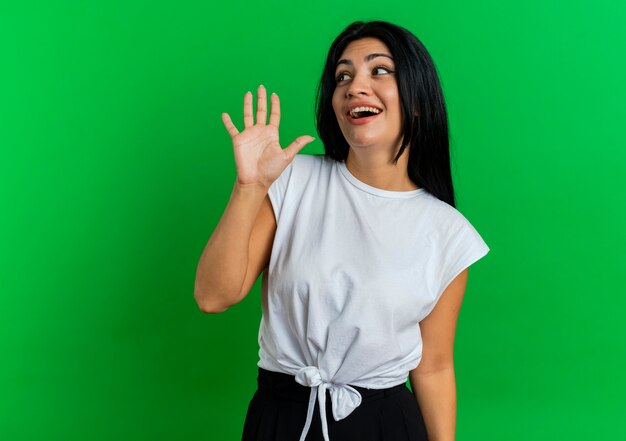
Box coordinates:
[345,137,386,149]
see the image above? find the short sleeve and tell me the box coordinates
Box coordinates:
[267,156,297,223]
[439,218,490,296]
[422,217,490,319]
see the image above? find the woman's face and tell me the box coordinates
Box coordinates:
[332,37,403,153]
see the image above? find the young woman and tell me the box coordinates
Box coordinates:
[195,20,490,441]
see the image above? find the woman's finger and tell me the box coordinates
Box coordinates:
[222,113,240,138]
[268,92,280,128]
[256,85,267,125]
[284,135,315,160]
[243,91,253,129]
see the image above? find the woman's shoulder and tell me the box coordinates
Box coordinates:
[292,153,328,166]
[419,192,479,233]
[289,153,334,177]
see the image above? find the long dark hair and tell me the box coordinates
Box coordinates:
[315,20,455,207]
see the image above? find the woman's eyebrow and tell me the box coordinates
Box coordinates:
[336,53,394,68]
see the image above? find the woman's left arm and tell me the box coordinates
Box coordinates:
[409,268,470,441]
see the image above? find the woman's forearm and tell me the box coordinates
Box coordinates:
[194,181,268,313]
[409,367,457,441]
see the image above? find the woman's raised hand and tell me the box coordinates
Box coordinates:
[222,85,315,189]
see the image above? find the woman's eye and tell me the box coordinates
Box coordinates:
[335,66,395,83]
[373,66,393,75]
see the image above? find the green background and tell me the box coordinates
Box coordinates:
[2,0,625,440]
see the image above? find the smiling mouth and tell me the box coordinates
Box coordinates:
[347,109,382,124]
[346,107,383,119]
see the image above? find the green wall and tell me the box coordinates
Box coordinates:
[1,1,624,440]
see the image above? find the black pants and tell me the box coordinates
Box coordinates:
[242,367,429,441]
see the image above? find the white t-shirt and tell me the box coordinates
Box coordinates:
[257,154,490,441]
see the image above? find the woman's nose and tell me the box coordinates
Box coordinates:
[346,73,371,97]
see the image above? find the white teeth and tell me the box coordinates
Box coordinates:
[349,106,382,118]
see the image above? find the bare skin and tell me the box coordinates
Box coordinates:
[193,85,314,312]
[222,85,315,190]
[410,268,469,441]
[332,37,420,192]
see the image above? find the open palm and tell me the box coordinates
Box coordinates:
[222,85,314,189]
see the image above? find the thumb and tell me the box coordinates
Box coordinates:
[284,136,315,161]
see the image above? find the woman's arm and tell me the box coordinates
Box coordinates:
[194,182,270,313]
[408,268,469,441]
[194,85,313,313]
